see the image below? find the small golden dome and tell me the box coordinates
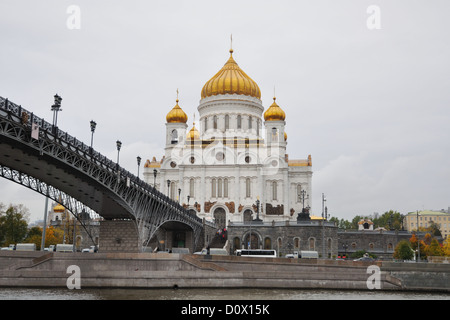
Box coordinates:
[53,204,65,213]
[166,98,188,123]
[264,97,286,121]
[284,131,287,141]
[187,122,200,140]
[201,49,261,99]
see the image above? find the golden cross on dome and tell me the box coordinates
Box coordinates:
[176,88,179,102]
[230,34,233,54]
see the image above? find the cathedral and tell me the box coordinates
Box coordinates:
[142,46,313,231]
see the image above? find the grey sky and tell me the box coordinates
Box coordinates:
[1,0,449,223]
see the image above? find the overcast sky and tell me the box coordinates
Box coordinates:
[1,0,449,223]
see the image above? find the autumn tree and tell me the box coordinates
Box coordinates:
[0,204,29,246]
[393,240,414,260]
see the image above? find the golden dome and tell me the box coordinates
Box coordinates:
[187,122,200,140]
[53,204,65,213]
[166,98,188,123]
[201,49,261,99]
[264,97,286,121]
[284,131,287,141]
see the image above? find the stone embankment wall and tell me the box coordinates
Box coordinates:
[0,251,448,292]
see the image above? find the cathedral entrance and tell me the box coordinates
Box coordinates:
[213,207,226,229]
[243,209,253,222]
[244,233,259,249]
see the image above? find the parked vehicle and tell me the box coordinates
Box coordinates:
[285,251,318,259]
[1,244,15,251]
[194,248,228,255]
[235,249,277,258]
[55,244,74,253]
[15,243,36,251]
[81,246,97,253]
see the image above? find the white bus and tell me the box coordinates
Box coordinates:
[235,249,277,258]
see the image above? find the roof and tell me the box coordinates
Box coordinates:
[407,210,449,216]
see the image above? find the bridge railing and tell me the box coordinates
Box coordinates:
[0,96,202,225]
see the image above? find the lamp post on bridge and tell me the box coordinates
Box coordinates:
[90,120,96,150]
[51,94,62,134]
[167,180,171,198]
[153,169,157,189]
[136,156,141,179]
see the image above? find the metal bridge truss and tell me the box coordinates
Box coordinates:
[0,96,208,251]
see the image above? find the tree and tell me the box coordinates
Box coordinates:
[393,240,414,260]
[0,204,29,246]
[425,238,444,257]
[443,238,450,257]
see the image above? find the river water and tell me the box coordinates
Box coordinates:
[0,287,448,300]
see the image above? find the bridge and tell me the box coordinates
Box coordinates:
[0,96,213,252]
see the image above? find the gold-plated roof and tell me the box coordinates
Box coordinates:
[201,49,261,99]
[144,157,161,168]
[187,122,200,140]
[166,96,188,124]
[53,204,65,213]
[264,97,286,121]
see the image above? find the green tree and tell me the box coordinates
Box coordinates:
[0,204,29,246]
[393,240,414,260]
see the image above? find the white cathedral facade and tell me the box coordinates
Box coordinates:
[143,48,312,229]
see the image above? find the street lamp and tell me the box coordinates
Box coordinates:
[416,210,421,262]
[136,156,141,178]
[178,188,181,204]
[90,120,96,149]
[187,195,190,207]
[116,140,122,164]
[51,94,62,133]
[167,180,171,198]
[342,243,348,259]
[153,169,157,188]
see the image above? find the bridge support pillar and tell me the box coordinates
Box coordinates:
[99,220,139,253]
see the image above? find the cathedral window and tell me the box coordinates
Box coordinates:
[248,116,252,129]
[217,178,223,198]
[271,128,278,142]
[225,115,229,130]
[237,115,242,129]
[296,185,302,203]
[213,115,218,129]
[223,178,229,198]
[171,129,178,144]
[272,181,277,201]
[189,178,195,198]
[211,178,216,198]
[204,117,208,131]
[245,178,251,198]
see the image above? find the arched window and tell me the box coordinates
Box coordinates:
[217,178,223,198]
[204,117,208,131]
[294,237,300,249]
[211,178,216,198]
[248,116,252,129]
[213,115,218,129]
[171,129,178,144]
[297,185,302,203]
[225,114,229,130]
[271,127,278,142]
[272,181,277,201]
[189,178,195,198]
[223,178,229,198]
[237,115,242,129]
[245,178,251,198]
[309,237,315,251]
[264,237,272,250]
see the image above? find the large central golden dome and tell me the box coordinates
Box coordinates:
[201,49,261,99]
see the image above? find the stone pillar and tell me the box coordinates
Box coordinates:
[99,220,139,253]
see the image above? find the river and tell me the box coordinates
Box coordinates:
[0,287,448,300]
